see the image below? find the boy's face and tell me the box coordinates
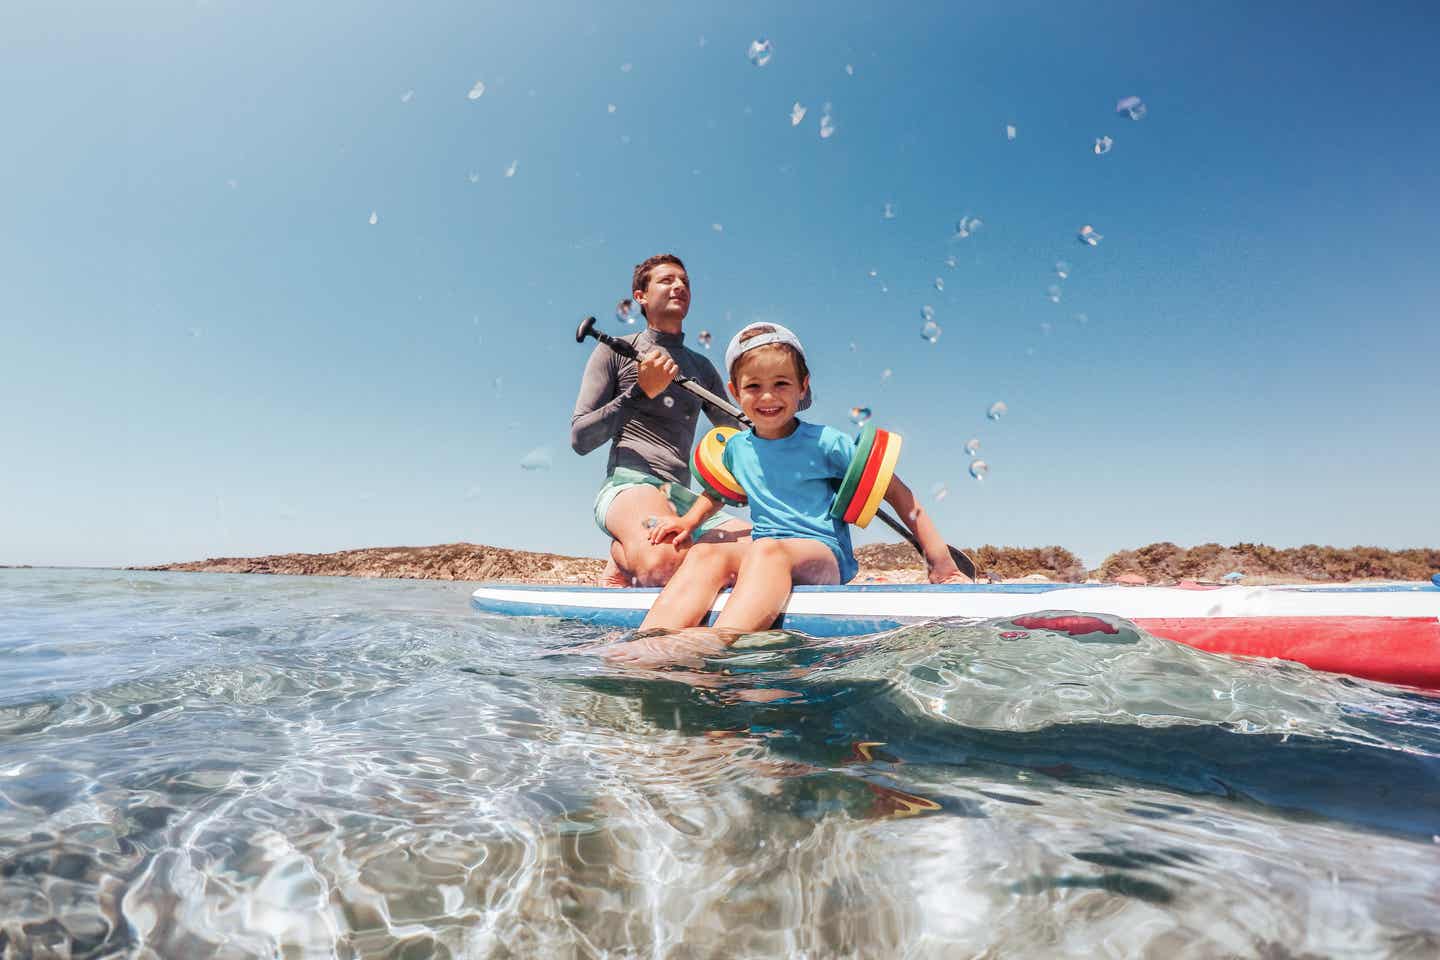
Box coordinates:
[729,348,808,436]
[635,263,690,333]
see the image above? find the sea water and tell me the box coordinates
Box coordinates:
[2,569,1437,959]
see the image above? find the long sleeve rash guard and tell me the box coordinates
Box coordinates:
[570,327,741,487]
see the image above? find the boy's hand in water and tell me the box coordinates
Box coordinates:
[637,348,680,398]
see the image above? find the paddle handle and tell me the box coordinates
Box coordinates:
[576,316,979,579]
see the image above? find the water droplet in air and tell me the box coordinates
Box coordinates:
[934,277,945,291]
[467,81,486,100]
[954,216,983,239]
[746,39,773,67]
[467,172,479,183]
[401,90,415,103]
[711,222,724,232]
[1074,312,1089,326]
[921,305,935,322]
[616,298,637,324]
[494,376,504,398]
[1116,96,1146,120]
[819,104,835,139]
[845,64,854,76]
[849,341,857,352]
[1094,136,1113,156]
[607,103,617,114]
[1005,124,1017,141]
[520,447,553,471]
[698,330,712,349]
[1047,284,1062,304]
[867,269,879,279]
[663,396,675,408]
[932,481,949,502]
[1040,321,1053,335]
[880,368,892,383]
[504,160,518,178]
[1055,260,1071,280]
[368,211,378,225]
[849,406,872,425]
[620,63,633,73]
[882,202,896,220]
[964,438,980,456]
[921,320,941,343]
[969,459,989,480]
[790,102,807,126]
[987,401,1007,420]
[1077,224,1103,246]
[944,255,958,269]
[225,178,238,190]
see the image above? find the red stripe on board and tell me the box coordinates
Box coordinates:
[1133,616,1440,689]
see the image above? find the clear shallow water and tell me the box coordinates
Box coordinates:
[2,569,1438,959]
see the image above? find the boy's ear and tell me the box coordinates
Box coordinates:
[727,380,739,401]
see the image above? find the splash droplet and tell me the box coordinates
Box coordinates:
[493,376,504,398]
[520,447,553,471]
[504,159,518,178]
[1116,96,1146,120]
[746,38,773,67]
[934,277,945,292]
[987,401,1007,421]
[400,90,415,104]
[467,171,479,183]
[969,459,989,480]
[954,216,983,239]
[921,320,941,343]
[849,406,872,425]
[368,210,378,225]
[616,298,638,324]
[880,368,892,383]
[1074,312,1089,326]
[1094,135,1113,156]
[932,481,950,502]
[1046,284,1062,304]
[1077,224,1103,247]
[663,396,675,408]
[882,201,897,220]
[467,80,486,100]
[819,103,835,139]
[698,330,712,349]
[849,341,857,352]
[944,255,958,269]
[1005,124,1017,142]
[845,64,854,76]
[964,438,980,456]
[711,222,724,232]
[790,102,807,126]
[620,63,633,73]
[607,103,617,114]
[921,305,935,322]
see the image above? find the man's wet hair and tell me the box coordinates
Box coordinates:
[632,253,687,317]
[731,324,810,383]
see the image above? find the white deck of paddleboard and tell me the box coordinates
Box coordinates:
[471,581,1440,624]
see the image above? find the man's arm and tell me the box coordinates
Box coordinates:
[571,344,640,455]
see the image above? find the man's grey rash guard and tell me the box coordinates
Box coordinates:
[571,327,741,486]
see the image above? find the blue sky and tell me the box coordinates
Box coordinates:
[3,0,1437,570]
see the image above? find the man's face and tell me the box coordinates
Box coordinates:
[636,263,690,330]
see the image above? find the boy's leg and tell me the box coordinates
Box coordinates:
[713,538,840,632]
[602,485,688,587]
[640,541,747,630]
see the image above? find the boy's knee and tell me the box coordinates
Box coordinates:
[746,538,789,565]
[629,546,682,587]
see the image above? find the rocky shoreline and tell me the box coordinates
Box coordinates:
[135,541,1439,585]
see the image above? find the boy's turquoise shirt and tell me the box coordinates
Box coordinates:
[722,421,858,583]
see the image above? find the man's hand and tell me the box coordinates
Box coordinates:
[637,348,680,399]
[927,556,973,584]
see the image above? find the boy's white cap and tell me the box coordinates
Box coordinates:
[724,322,813,411]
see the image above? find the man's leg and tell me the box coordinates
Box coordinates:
[602,484,690,587]
[597,540,632,587]
[713,539,840,632]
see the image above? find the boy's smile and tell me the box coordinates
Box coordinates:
[730,349,808,439]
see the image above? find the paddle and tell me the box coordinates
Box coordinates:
[576,316,979,579]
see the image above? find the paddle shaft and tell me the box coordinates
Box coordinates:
[576,317,978,579]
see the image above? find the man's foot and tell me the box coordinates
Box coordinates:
[597,558,632,588]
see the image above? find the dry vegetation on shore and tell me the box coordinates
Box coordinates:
[138,540,1437,584]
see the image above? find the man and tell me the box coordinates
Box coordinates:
[571,254,751,586]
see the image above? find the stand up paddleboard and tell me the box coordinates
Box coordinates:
[471,580,1440,689]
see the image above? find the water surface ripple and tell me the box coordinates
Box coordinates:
[2,569,1437,958]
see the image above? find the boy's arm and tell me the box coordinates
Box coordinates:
[649,492,723,546]
[884,474,971,583]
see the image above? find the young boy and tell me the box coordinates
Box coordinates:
[641,322,968,632]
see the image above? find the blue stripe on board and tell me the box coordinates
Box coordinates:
[470,596,909,637]
[1277,584,1440,593]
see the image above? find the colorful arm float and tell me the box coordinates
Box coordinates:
[690,427,748,506]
